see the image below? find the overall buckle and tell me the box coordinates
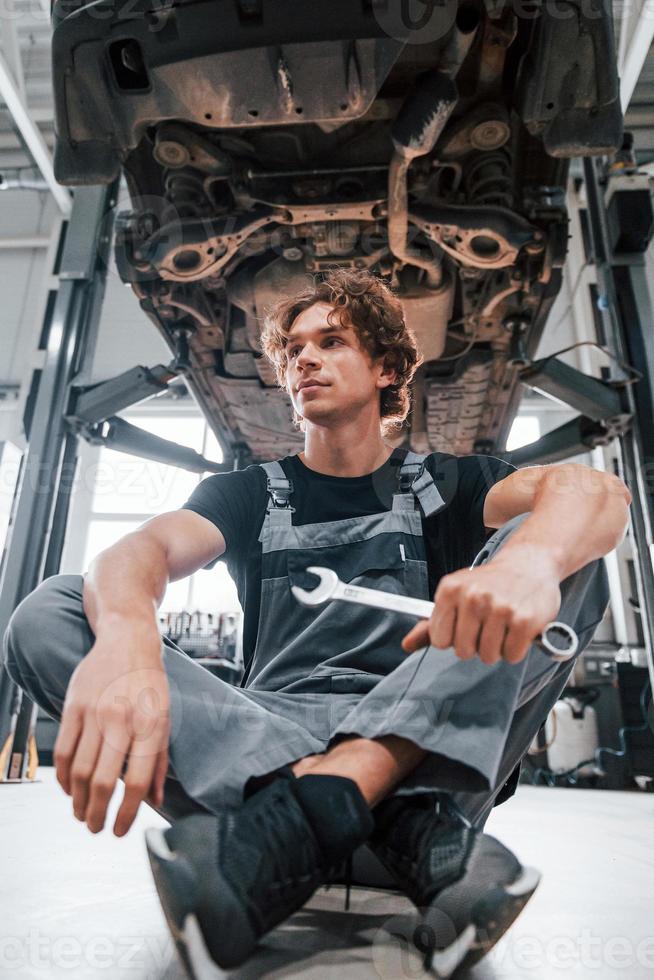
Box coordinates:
[267,476,295,511]
[398,463,422,494]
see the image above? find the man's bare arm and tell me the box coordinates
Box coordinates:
[82,510,227,638]
[54,510,226,837]
[403,464,631,665]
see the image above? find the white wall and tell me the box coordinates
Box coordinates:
[0,184,172,448]
[0,191,58,391]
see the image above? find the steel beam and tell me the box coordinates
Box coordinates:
[0,184,117,782]
[0,236,50,248]
[582,155,654,698]
[619,2,654,111]
[71,364,179,424]
[0,50,71,214]
[78,416,228,473]
[0,17,26,104]
[503,415,620,466]
[517,357,624,421]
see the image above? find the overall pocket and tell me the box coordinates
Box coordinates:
[286,536,417,688]
[286,532,408,594]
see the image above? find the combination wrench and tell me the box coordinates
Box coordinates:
[291,566,579,662]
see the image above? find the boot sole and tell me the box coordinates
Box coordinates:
[146,825,538,978]
[426,864,542,978]
[145,827,257,977]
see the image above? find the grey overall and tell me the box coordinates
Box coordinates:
[3,451,610,832]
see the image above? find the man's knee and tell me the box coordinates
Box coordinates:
[563,555,610,637]
[475,514,611,635]
[3,573,84,683]
[481,514,610,592]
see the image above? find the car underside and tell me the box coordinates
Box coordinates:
[51,0,622,465]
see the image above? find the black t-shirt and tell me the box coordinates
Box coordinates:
[182,452,516,672]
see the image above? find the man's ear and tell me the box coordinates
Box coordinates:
[375,357,397,390]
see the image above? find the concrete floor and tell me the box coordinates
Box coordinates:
[2,769,653,980]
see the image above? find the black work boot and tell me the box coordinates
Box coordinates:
[145,773,374,977]
[369,792,541,978]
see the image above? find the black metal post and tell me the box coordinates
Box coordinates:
[583,155,654,697]
[0,184,117,781]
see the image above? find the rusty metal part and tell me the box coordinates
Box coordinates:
[135,188,541,283]
[388,153,447,286]
[438,103,511,159]
[305,248,389,274]
[306,221,359,257]
[480,280,524,317]
[465,149,514,209]
[136,205,280,282]
[387,14,480,285]
[477,10,518,96]
[504,315,531,368]
[154,123,231,175]
[276,50,295,115]
[391,72,460,163]
[400,272,455,363]
[250,257,316,348]
[136,199,390,282]
[423,354,496,453]
[409,203,541,269]
[164,171,211,220]
[516,0,622,157]
[264,200,384,224]
[153,285,221,333]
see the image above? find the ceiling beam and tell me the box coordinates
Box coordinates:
[26,106,55,124]
[0,235,50,248]
[0,128,55,150]
[619,1,654,111]
[0,19,26,104]
[618,0,639,77]
[0,50,71,214]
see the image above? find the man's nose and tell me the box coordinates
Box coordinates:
[296,343,321,366]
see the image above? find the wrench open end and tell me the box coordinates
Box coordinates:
[290,566,340,607]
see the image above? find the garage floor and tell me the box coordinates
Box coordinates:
[2,769,653,980]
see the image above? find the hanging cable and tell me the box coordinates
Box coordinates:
[536,340,643,386]
[437,329,479,362]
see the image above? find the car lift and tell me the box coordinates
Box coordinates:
[0,185,228,781]
[1,155,653,785]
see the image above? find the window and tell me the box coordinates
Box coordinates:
[506,415,541,451]
[0,441,23,567]
[89,415,207,516]
[80,411,239,616]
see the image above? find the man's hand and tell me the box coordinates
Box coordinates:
[53,619,171,837]
[402,548,562,666]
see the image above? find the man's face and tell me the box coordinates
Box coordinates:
[284,302,392,428]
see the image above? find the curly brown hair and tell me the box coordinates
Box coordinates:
[260,269,422,435]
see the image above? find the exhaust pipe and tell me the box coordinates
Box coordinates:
[387,7,480,284]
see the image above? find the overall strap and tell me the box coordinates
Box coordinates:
[393,450,446,518]
[259,460,294,528]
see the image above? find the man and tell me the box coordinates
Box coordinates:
[3,270,630,978]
